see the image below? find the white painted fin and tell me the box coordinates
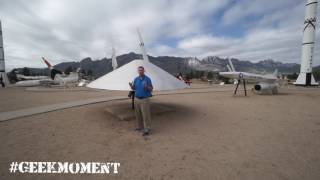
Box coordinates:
[137,28,149,62]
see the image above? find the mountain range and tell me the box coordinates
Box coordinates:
[16,52,320,78]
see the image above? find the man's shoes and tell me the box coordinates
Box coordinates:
[142,131,150,136]
[134,128,142,132]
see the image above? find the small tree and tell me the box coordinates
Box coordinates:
[199,71,205,78]
[313,70,320,81]
[8,69,18,83]
[187,71,194,79]
[64,66,73,75]
[87,69,93,76]
[194,71,202,79]
[287,72,298,80]
[217,74,230,84]
[207,71,213,80]
[22,67,30,76]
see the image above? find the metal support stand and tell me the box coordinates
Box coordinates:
[243,79,247,96]
[131,94,135,110]
[234,79,240,95]
[129,90,135,110]
[234,73,247,96]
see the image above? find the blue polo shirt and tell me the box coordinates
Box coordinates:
[133,75,153,98]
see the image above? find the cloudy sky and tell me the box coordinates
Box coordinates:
[0,0,319,69]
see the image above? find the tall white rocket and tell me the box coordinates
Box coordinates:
[111,47,118,70]
[0,20,9,86]
[137,29,149,62]
[295,0,319,86]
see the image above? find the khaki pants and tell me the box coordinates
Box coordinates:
[134,98,151,131]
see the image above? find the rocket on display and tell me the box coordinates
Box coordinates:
[0,20,9,86]
[111,47,118,70]
[295,0,319,86]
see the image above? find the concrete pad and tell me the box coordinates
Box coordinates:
[25,86,95,92]
[104,102,174,121]
[0,96,128,122]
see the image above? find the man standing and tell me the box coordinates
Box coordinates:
[129,66,153,136]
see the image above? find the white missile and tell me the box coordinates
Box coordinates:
[111,47,118,70]
[227,64,232,72]
[137,28,149,62]
[0,20,9,87]
[228,58,235,72]
[295,0,319,86]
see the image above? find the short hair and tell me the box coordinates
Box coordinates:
[138,66,144,70]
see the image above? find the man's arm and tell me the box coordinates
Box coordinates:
[147,78,153,92]
[129,80,135,90]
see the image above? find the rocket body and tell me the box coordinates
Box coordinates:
[111,47,118,70]
[0,20,9,86]
[0,21,5,72]
[295,0,319,86]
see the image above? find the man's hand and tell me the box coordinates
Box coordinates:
[129,82,133,90]
[144,84,153,92]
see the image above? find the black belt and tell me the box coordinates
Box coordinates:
[135,97,148,99]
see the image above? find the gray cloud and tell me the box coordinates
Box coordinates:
[1,0,231,69]
[169,0,320,65]
[0,0,319,70]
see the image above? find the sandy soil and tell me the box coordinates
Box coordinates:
[0,84,320,180]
